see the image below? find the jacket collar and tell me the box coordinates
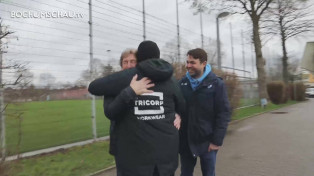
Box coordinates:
[200,72,217,86]
[181,72,217,90]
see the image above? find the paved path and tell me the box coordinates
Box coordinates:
[96,99,314,176]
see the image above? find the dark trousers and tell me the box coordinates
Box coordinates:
[117,165,174,176]
[115,156,123,176]
[153,166,159,176]
[180,150,217,176]
[153,166,175,176]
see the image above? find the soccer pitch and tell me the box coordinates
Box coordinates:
[5,99,110,155]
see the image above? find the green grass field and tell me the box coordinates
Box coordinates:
[5,99,110,155]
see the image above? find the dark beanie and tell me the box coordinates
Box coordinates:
[136,40,160,63]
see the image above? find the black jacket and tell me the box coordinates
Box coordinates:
[179,72,231,157]
[102,97,117,156]
[88,59,185,176]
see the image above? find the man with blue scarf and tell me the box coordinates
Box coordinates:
[179,48,231,176]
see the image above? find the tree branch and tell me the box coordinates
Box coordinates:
[257,0,273,17]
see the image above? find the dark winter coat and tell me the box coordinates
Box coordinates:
[102,97,117,156]
[88,59,185,176]
[179,72,231,157]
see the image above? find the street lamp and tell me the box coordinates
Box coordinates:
[229,23,235,74]
[216,12,230,70]
[200,11,204,49]
[142,0,146,40]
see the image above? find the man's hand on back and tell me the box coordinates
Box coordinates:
[174,113,181,130]
[130,74,155,95]
[208,143,220,152]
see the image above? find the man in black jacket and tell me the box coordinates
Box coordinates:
[106,49,137,175]
[179,48,231,176]
[107,48,181,175]
[89,41,185,176]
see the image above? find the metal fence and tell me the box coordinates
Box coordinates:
[0,0,259,159]
[237,77,259,108]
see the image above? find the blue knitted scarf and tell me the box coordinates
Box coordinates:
[186,64,211,91]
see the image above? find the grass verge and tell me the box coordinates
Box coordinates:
[232,100,298,120]
[2,141,114,176]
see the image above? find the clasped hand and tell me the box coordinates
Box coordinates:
[130,74,155,95]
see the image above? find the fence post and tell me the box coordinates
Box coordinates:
[89,0,97,140]
[176,0,180,63]
[241,30,246,77]
[0,23,6,161]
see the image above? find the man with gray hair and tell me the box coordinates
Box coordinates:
[119,49,137,70]
[107,48,137,157]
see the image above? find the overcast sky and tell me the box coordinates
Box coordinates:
[1,0,314,87]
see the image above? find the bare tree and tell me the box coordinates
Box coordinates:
[162,36,218,64]
[0,22,13,40]
[162,35,222,80]
[162,37,181,64]
[162,37,194,64]
[101,64,114,77]
[197,38,219,66]
[90,58,105,78]
[189,0,274,100]
[39,73,56,89]
[0,19,14,161]
[1,20,33,162]
[76,69,92,87]
[262,0,314,83]
[76,59,115,87]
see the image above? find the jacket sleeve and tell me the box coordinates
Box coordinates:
[212,79,231,146]
[104,86,137,121]
[88,69,136,96]
[172,77,186,117]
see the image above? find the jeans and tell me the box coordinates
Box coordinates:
[180,150,218,176]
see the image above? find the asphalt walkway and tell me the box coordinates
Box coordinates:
[96,99,314,176]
